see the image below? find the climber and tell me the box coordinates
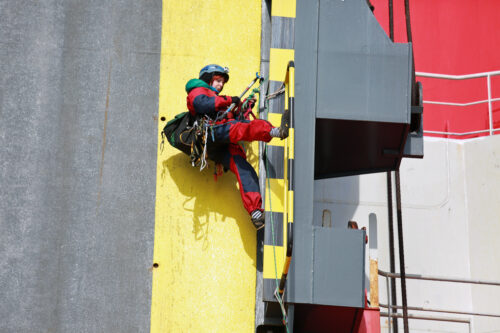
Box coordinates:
[185,64,289,229]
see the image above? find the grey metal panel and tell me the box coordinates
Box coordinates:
[404,132,424,157]
[0,1,161,332]
[264,212,284,247]
[287,0,320,304]
[270,16,295,49]
[312,228,365,307]
[289,0,394,308]
[256,0,272,327]
[267,80,286,117]
[315,0,412,124]
[264,145,285,179]
[404,99,424,158]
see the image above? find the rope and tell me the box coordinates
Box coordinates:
[199,127,208,171]
[265,84,285,101]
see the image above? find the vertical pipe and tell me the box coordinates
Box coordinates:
[386,171,398,333]
[388,0,394,41]
[395,170,409,333]
[255,1,271,328]
[386,276,392,333]
[387,14,396,333]
[487,74,493,135]
[404,0,417,106]
[404,0,413,43]
[387,14,395,330]
[258,0,271,201]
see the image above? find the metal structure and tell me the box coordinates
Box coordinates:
[257,0,423,331]
[417,70,500,137]
[379,269,500,333]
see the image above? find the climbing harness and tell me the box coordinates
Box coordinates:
[196,118,210,170]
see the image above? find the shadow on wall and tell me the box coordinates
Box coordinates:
[162,150,258,266]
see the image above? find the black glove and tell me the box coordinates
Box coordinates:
[231,96,241,105]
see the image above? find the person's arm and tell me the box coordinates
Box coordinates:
[189,88,237,115]
[214,95,237,111]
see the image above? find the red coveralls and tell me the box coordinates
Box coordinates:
[186,81,273,215]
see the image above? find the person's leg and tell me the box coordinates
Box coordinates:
[222,144,264,228]
[211,119,275,144]
[228,119,273,142]
[210,108,290,144]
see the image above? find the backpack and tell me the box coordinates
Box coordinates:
[162,112,229,168]
[162,112,206,165]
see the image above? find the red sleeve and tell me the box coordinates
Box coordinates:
[214,95,233,111]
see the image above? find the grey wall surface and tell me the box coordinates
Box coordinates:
[0,1,161,332]
[315,0,411,124]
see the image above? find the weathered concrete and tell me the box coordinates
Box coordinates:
[0,1,161,332]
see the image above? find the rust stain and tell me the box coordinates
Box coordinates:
[97,59,112,204]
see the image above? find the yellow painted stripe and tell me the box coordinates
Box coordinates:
[268,112,282,127]
[263,245,285,279]
[288,190,294,222]
[151,1,261,332]
[268,137,285,147]
[267,113,284,147]
[271,0,297,18]
[265,178,285,212]
[287,67,295,97]
[284,79,289,110]
[269,48,295,82]
[288,128,295,159]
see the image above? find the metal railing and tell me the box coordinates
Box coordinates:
[416,70,500,137]
[378,269,500,333]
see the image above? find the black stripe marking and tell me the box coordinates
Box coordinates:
[264,145,285,179]
[264,211,284,247]
[271,17,295,49]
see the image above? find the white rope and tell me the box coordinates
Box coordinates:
[199,128,208,171]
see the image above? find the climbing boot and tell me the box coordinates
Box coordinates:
[278,108,290,139]
[251,210,265,230]
[251,216,265,230]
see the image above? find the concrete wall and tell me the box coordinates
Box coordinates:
[315,135,500,332]
[0,1,161,332]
